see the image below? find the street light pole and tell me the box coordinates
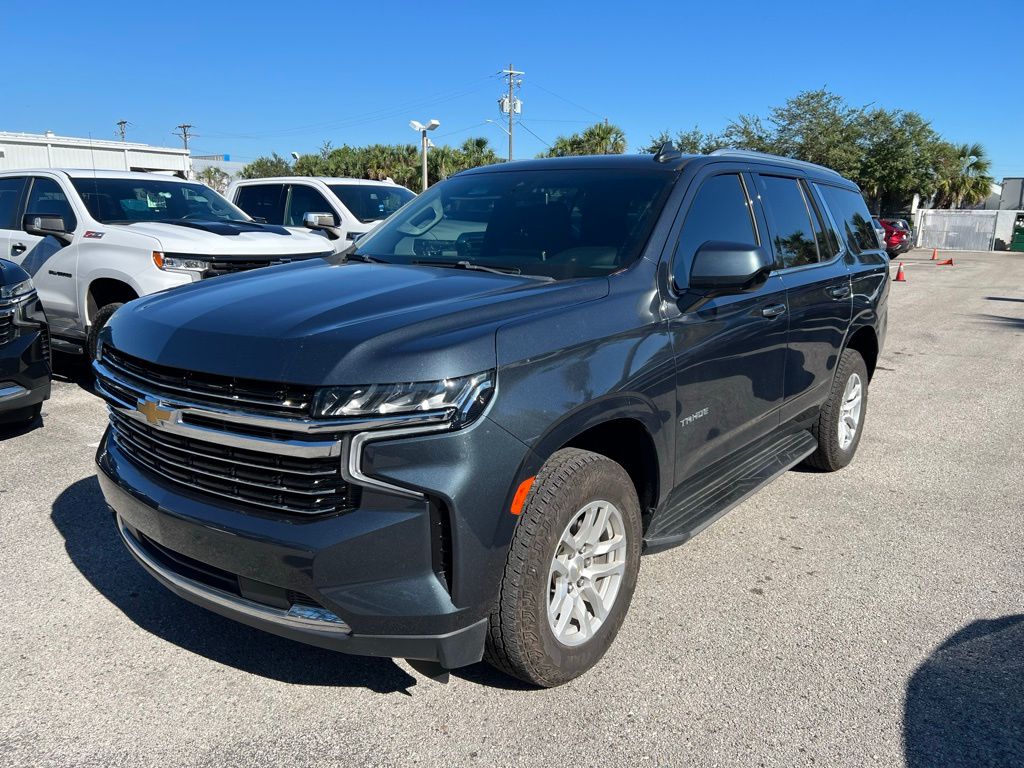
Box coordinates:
[410,119,440,192]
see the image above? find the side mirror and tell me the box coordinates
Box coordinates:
[687,241,773,295]
[23,213,73,245]
[303,212,336,229]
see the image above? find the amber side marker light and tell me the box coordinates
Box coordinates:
[510,476,536,515]
[152,251,165,269]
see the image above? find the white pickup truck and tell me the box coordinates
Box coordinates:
[0,169,334,357]
[227,177,415,251]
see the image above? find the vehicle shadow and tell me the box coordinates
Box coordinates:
[904,614,1024,766]
[51,476,419,694]
[51,351,97,396]
[973,314,1024,331]
[0,411,44,440]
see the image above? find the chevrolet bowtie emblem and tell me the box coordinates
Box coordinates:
[136,397,174,427]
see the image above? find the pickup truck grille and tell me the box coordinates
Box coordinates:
[108,408,354,516]
[100,346,313,416]
[179,251,329,278]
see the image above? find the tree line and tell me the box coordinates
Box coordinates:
[238,88,994,213]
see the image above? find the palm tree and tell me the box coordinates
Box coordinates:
[542,121,627,157]
[934,142,994,208]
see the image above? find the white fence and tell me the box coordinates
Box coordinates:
[914,210,997,251]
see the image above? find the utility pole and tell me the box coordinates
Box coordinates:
[173,123,196,152]
[116,120,131,142]
[498,64,523,162]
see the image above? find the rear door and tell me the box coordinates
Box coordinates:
[666,167,789,482]
[752,173,852,420]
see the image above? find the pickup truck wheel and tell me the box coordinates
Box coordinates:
[87,303,123,360]
[804,347,869,471]
[485,448,642,687]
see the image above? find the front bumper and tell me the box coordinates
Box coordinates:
[0,298,51,422]
[96,412,531,668]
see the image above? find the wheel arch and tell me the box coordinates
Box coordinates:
[843,323,879,380]
[84,275,141,324]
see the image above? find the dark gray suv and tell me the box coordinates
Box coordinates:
[94,148,887,687]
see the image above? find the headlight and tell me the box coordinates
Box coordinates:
[312,371,495,427]
[0,277,35,300]
[153,251,208,273]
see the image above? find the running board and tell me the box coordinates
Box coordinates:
[50,336,85,355]
[643,429,817,554]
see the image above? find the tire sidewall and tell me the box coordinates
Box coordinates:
[831,351,869,467]
[87,303,123,360]
[520,455,642,683]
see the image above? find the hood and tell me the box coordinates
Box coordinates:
[113,220,331,256]
[105,260,607,385]
[0,257,30,286]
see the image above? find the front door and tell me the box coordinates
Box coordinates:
[666,169,788,483]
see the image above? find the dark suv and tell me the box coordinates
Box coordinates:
[1,258,50,426]
[94,148,887,687]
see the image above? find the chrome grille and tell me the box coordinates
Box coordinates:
[100,346,313,416]
[108,408,354,516]
[0,310,12,345]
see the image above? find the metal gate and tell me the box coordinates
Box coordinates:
[916,210,997,251]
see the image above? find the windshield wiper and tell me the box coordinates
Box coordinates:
[342,245,389,264]
[413,259,520,276]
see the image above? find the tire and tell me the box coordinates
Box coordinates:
[87,303,123,360]
[804,347,869,471]
[485,448,643,687]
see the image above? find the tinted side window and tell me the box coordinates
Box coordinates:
[803,181,839,260]
[756,175,818,268]
[234,184,285,224]
[0,177,26,229]
[815,183,878,254]
[286,185,336,227]
[673,173,757,285]
[26,177,77,231]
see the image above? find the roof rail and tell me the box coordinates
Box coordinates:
[708,149,844,178]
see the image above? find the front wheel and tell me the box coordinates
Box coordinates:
[804,347,869,471]
[86,303,123,360]
[485,448,643,687]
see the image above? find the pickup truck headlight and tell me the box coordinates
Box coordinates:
[0,277,35,300]
[153,251,208,273]
[312,371,495,427]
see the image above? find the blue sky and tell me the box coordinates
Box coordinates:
[5,0,1022,179]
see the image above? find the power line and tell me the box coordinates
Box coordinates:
[528,80,604,120]
[515,119,551,149]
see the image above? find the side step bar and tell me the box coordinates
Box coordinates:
[644,429,817,554]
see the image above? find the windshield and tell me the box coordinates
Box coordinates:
[70,177,249,224]
[328,184,415,223]
[353,169,675,280]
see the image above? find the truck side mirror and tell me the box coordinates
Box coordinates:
[303,212,341,240]
[23,213,73,245]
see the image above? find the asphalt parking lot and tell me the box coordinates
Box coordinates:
[2,248,1022,767]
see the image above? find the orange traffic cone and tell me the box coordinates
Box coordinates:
[931,248,938,260]
[894,262,907,282]
[936,257,954,266]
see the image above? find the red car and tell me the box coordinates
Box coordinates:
[879,218,913,258]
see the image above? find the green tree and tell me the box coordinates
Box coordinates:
[764,88,864,177]
[932,142,994,209]
[855,109,942,212]
[644,127,727,155]
[541,121,627,157]
[239,152,293,179]
[195,165,230,193]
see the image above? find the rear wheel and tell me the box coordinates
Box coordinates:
[804,347,869,471]
[485,448,643,687]
[87,303,123,360]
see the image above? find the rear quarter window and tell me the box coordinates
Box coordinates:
[815,184,878,254]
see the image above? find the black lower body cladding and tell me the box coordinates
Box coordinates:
[95,413,533,668]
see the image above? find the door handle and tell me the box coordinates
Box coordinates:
[11,242,26,255]
[827,284,851,299]
[761,303,787,318]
